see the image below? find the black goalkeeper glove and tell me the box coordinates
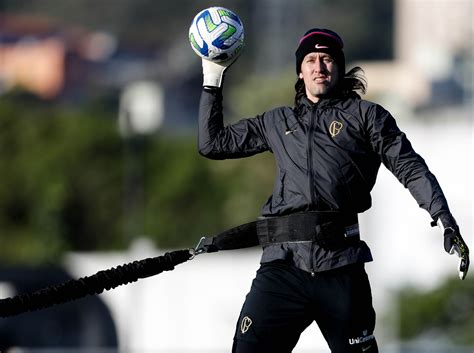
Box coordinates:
[432,213,470,280]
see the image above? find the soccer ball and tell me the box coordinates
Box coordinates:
[189,7,244,62]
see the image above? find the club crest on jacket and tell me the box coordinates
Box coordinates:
[329,120,344,137]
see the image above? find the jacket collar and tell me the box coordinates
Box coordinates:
[300,90,360,110]
[300,95,332,110]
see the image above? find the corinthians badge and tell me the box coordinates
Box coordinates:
[329,121,343,137]
[240,316,253,334]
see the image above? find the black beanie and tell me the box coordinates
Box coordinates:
[295,28,345,75]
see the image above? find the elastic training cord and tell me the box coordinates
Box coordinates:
[0,249,193,318]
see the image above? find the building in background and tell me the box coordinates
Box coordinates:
[0,15,66,98]
[359,0,473,110]
[0,14,155,100]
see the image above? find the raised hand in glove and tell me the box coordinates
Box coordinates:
[432,213,470,280]
[202,54,240,88]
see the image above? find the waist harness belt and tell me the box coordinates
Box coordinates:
[0,213,359,318]
[256,211,360,250]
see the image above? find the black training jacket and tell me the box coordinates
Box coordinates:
[198,87,451,272]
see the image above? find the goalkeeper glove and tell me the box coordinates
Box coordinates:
[432,213,470,280]
[202,54,240,88]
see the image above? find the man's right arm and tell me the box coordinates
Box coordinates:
[197,59,269,160]
[198,87,269,159]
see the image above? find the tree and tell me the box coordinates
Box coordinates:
[395,276,474,346]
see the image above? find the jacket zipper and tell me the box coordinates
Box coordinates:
[307,105,318,208]
[307,105,318,277]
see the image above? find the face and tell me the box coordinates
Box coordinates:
[299,52,339,103]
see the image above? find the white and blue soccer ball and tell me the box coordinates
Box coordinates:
[189,7,244,62]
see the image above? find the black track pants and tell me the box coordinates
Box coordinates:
[232,260,377,353]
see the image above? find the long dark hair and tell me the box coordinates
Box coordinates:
[293,66,367,114]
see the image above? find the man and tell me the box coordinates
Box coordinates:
[197,28,469,353]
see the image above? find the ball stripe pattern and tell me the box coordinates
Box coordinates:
[189,7,244,62]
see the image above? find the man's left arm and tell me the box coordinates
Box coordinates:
[368,104,469,280]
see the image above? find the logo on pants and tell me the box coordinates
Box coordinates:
[240,316,253,334]
[349,330,375,345]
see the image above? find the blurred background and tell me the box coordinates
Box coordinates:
[0,0,472,352]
